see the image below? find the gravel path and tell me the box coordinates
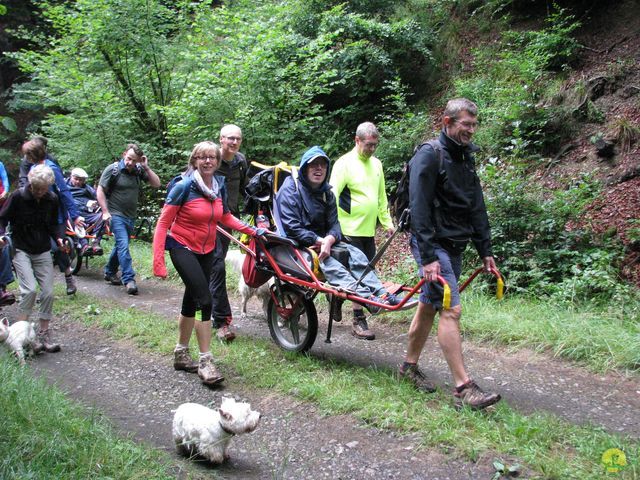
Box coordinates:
[10,268,640,479]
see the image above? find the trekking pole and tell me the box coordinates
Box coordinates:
[352,208,410,291]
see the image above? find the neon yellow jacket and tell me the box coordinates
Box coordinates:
[329,147,394,237]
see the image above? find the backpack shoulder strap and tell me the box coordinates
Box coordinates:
[424,139,444,172]
[106,162,120,194]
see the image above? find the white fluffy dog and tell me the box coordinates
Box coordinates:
[225,249,273,319]
[0,318,39,365]
[172,397,261,464]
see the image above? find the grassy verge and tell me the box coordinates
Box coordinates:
[0,352,177,480]
[55,289,639,479]
[461,292,640,373]
[128,239,640,374]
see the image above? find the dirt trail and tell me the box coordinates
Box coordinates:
[11,268,640,479]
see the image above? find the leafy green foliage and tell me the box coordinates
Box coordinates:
[454,6,581,158]
[478,166,631,303]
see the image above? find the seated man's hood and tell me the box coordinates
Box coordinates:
[299,146,332,192]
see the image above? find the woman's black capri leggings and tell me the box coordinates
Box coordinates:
[169,247,214,321]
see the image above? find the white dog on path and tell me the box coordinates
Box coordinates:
[225,249,273,319]
[172,398,261,464]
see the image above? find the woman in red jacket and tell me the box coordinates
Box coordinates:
[153,141,258,386]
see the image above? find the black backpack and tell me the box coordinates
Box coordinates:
[391,140,443,231]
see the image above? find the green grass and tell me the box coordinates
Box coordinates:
[459,292,640,373]
[0,352,176,480]
[54,288,640,479]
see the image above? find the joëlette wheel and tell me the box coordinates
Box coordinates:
[267,285,317,353]
[70,246,82,275]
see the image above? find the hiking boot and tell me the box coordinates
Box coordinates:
[80,244,92,257]
[198,355,224,385]
[126,281,138,295]
[37,329,61,353]
[454,380,501,410]
[92,245,104,256]
[216,325,236,343]
[104,273,123,285]
[399,364,436,393]
[65,274,77,295]
[173,348,198,373]
[352,316,375,340]
[329,295,344,322]
[0,289,16,306]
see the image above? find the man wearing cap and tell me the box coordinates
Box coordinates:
[67,168,105,256]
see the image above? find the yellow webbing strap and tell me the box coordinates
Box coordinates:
[305,248,322,277]
[442,283,451,310]
[496,276,504,300]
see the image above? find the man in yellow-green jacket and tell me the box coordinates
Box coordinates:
[330,122,395,340]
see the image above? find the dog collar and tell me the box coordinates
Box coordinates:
[220,422,236,436]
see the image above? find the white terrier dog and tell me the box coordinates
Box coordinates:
[172,397,261,464]
[225,249,273,319]
[0,318,39,365]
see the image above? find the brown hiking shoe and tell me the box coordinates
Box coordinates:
[352,317,375,340]
[37,329,61,353]
[454,380,501,410]
[173,348,198,373]
[216,325,236,343]
[198,355,224,385]
[399,364,436,393]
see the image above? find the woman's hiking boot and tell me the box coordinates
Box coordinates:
[198,355,224,385]
[173,347,198,373]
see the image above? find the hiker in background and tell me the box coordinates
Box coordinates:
[0,164,65,353]
[97,143,161,295]
[21,138,81,295]
[330,121,395,340]
[152,141,262,385]
[0,159,15,305]
[208,124,248,343]
[66,167,105,256]
[398,98,501,410]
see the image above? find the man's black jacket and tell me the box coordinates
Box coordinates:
[409,130,492,265]
[0,187,63,255]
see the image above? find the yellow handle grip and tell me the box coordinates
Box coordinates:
[496,276,504,300]
[442,283,451,310]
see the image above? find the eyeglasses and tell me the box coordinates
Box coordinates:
[454,119,479,129]
[193,155,217,162]
[307,161,327,169]
[223,136,242,142]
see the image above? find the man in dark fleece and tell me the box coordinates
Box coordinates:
[399,98,501,411]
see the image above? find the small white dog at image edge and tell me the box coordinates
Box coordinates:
[172,397,261,464]
[0,318,38,365]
